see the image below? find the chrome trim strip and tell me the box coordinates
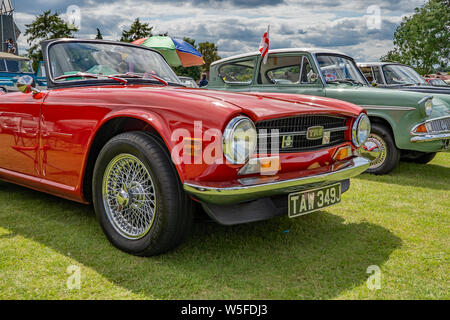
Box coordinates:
[183,156,370,205]
[361,105,416,111]
[311,53,327,86]
[257,126,348,138]
[410,133,450,142]
[423,115,450,122]
[418,95,433,105]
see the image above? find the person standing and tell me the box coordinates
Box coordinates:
[199,73,208,87]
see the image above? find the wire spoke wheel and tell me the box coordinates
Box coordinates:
[367,133,387,169]
[102,154,157,239]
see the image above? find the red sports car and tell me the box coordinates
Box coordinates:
[0,39,371,256]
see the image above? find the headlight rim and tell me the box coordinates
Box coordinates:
[352,113,371,148]
[418,95,433,117]
[222,116,257,164]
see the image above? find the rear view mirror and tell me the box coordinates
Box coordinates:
[16,75,40,94]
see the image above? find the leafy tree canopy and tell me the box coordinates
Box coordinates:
[197,41,221,73]
[381,0,450,74]
[24,10,78,70]
[120,18,153,42]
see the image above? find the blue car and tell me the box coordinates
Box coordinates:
[0,52,46,92]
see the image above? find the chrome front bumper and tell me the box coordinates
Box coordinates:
[410,132,450,142]
[184,156,370,205]
[410,116,450,143]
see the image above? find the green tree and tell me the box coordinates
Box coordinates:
[24,10,78,70]
[173,37,201,80]
[95,28,103,40]
[381,0,450,74]
[197,41,221,73]
[120,18,153,42]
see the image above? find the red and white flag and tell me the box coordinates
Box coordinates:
[259,25,270,64]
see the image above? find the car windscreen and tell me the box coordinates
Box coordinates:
[429,79,448,86]
[316,54,367,85]
[48,42,180,84]
[382,65,427,85]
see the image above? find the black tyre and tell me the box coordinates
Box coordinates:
[92,131,193,256]
[365,123,400,175]
[409,152,437,164]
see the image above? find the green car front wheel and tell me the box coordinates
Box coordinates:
[365,123,400,175]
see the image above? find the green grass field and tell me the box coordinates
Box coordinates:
[0,153,448,300]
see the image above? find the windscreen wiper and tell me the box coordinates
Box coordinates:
[54,72,128,84]
[327,79,364,86]
[109,72,169,86]
[343,78,365,85]
[326,79,354,85]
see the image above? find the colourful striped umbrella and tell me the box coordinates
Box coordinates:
[132,36,205,67]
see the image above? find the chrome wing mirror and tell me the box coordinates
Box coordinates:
[16,75,40,95]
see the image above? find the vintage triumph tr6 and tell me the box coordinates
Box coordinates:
[0,39,371,255]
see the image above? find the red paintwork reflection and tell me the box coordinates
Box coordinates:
[0,84,364,203]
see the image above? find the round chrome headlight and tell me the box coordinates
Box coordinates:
[425,98,433,116]
[419,96,433,117]
[352,114,371,147]
[223,116,257,164]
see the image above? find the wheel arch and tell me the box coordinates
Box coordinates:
[80,113,177,202]
[368,115,397,146]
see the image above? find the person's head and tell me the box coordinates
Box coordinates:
[8,38,13,44]
[201,73,207,80]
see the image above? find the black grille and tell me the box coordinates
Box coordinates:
[256,115,348,153]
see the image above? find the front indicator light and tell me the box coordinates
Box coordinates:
[333,146,353,161]
[415,124,428,133]
[183,137,203,157]
[238,156,281,176]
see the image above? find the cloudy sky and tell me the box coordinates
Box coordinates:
[11,0,427,62]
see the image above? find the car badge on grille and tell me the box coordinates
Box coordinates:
[306,126,324,140]
[282,135,294,148]
[322,131,331,144]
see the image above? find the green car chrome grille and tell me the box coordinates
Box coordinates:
[427,117,450,133]
[256,115,348,153]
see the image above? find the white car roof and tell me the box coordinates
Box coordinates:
[211,48,351,66]
[0,52,30,61]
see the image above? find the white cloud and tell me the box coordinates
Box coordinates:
[13,0,427,61]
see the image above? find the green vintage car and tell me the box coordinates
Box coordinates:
[208,48,450,174]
